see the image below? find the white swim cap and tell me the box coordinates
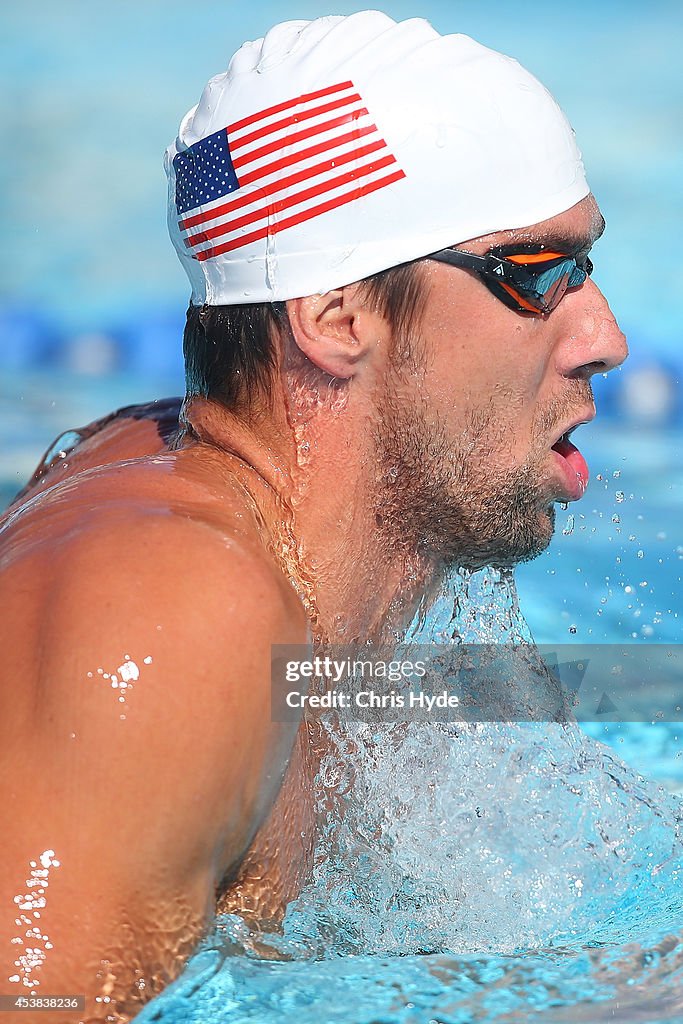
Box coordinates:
[165,11,589,306]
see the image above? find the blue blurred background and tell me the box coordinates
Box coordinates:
[1,0,681,644]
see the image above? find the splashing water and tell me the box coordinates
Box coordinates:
[137,567,683,1023]
[405,566,533,644]
[263,568,683,958]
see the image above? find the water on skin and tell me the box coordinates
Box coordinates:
[7,850,60,991]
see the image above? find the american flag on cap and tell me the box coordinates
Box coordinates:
[173,80,406,263]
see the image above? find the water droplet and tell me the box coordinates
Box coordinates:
[615,491,625,503]
[562,515,575,536]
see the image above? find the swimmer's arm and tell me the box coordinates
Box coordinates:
[0,515,306,1020]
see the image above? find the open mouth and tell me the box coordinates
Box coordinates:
[550,426,590,500]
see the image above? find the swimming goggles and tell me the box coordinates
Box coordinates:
[426,244,593,314]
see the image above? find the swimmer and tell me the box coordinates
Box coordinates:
[0,13,627,1021]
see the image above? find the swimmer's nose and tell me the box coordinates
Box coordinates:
[555,279,628,380]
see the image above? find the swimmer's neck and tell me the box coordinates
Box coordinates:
[177,395,439,644]
[178,394,292,498]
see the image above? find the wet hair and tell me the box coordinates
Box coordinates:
[182,260,427,409]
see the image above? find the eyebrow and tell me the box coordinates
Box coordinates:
[531,215,606,253]
[495,215,607,256]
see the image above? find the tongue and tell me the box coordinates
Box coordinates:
[552,435,589,489]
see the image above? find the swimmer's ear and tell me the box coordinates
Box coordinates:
[286,287,389,379]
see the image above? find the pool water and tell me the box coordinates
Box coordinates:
[516,419,682,648]
[134,676,683,1021]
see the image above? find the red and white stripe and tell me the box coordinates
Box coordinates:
[179,81,405,263]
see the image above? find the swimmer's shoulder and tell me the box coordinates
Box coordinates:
[2,448,306,636]
[1,439,309,732]
[0,457,307,788]
[0,455,306,1008]
[6,440,258,539]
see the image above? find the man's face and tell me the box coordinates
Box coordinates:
[374,195,628,568]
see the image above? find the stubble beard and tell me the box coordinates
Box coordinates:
[373,388,561,570]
